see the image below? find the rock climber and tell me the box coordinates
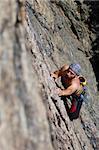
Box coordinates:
[51,63,87,120]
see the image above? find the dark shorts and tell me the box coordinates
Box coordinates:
[69,98,83,120]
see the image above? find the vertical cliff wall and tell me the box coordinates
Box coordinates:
[0,0,99,150]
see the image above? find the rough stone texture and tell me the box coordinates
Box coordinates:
[0,0,53,150]
[0,0,99,150]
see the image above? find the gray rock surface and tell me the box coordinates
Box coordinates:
[0,0,99,150]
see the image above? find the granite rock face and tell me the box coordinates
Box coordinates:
[0,0,53,150]
[0,0,99,150]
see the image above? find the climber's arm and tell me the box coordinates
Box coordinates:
[57,83,78,96]
[51,64,69,79]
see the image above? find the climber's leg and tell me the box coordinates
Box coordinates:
[69,98,83,120]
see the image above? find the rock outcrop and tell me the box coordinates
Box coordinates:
[0,0,99,150]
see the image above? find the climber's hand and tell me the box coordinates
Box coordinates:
[56,88,63,96]
[50,72,58,80]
